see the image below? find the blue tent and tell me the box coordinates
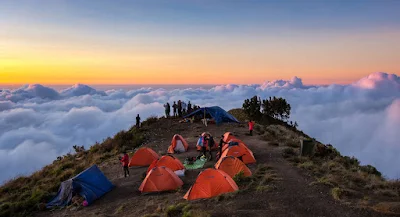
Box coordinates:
[184,106,240,125]
[47,165,114,208]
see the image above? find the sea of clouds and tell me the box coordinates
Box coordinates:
[0,72,399,183]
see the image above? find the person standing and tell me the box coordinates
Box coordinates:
[167,102,170,117]
[218,135,228,160]
[120,151,130,178]
[164,102,170,118]
[248,120,254,136]
[136,114,141,128]
[187,101,192,113]
[177,100,182,117]
[182,101,187,115]
[173,101,177,117]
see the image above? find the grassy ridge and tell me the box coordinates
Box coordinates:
[0,120,151,217]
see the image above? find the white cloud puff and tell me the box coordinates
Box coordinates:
[0,72,399,183]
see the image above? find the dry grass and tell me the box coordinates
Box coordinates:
[372,202,400,214]
[144,202,210,217]
[0,125,148,217]
[283,140,400,215]
[228,108,248,122]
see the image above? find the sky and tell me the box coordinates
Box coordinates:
[1,0,400,85]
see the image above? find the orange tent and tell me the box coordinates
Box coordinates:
[215,156,252,178]
[184,168,238,200]
[139,166,183,193]
[128,147,159,167]
[219,143,256,164]
[223,132,237,143]
[222,138,251,154]
[167,134,189,154]
[147,155,185,173]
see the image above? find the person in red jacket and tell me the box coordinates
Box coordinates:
[248,120,255,136]
[120,151,130,177]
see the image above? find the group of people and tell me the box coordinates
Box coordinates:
[197,133,233,161]
[163,100,200,118]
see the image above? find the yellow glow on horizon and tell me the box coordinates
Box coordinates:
[1,28,399,86]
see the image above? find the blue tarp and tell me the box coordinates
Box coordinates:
[184,106,240,125]
[47,165,114,208]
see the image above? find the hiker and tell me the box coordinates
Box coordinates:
[164,102,170,118]
[177,100,182,117]
[173,101,177,117]
[187,101,192,113]
[136,114,141,128]
[202,135,213,160]
[182,101,187,115]
[208,134,215,150]
[217,135,228,160]
[120,151,130,178]
[248,120,254,136]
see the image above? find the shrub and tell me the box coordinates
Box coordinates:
[282,147,296,158]
[232,171,251,184]
[145,115,158,123]
[360,165,382,177]
[298,161,314,170]
[331,187,343,200]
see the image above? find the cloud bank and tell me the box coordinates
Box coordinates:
[0,72,399,182]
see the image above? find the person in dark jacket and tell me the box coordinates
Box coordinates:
[164,102,170,118]
[202,135,213,160]
[177,100,182,117]
[172,101,177,117]
[187,101,192,113]
[217,135,228,160]
[136,114,141,128]
[120,151,130,177]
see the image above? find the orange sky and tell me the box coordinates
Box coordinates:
[1,20,399,85]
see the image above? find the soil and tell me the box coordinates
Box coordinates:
[35,119,395,217]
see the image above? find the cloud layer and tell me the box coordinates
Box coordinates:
[1,72,399,182]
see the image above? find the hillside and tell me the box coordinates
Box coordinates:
[1,110,399,217]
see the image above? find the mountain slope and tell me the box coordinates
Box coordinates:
[1,113,399,217]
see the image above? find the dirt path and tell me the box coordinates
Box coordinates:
[36,121,392,217]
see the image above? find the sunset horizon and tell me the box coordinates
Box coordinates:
[2,1,399,86]
[1,1,400,216]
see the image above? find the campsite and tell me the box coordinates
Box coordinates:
[28,106,399,217]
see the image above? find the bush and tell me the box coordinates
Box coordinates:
[232,171,251,184]
[360,165,382,177]
[144,116,159,125]
[331,187,343,200]
[282,147,296,158]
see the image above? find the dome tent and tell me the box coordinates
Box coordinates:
[46,165,114,208]
[128,147,159,167]
[139,166,183,193]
